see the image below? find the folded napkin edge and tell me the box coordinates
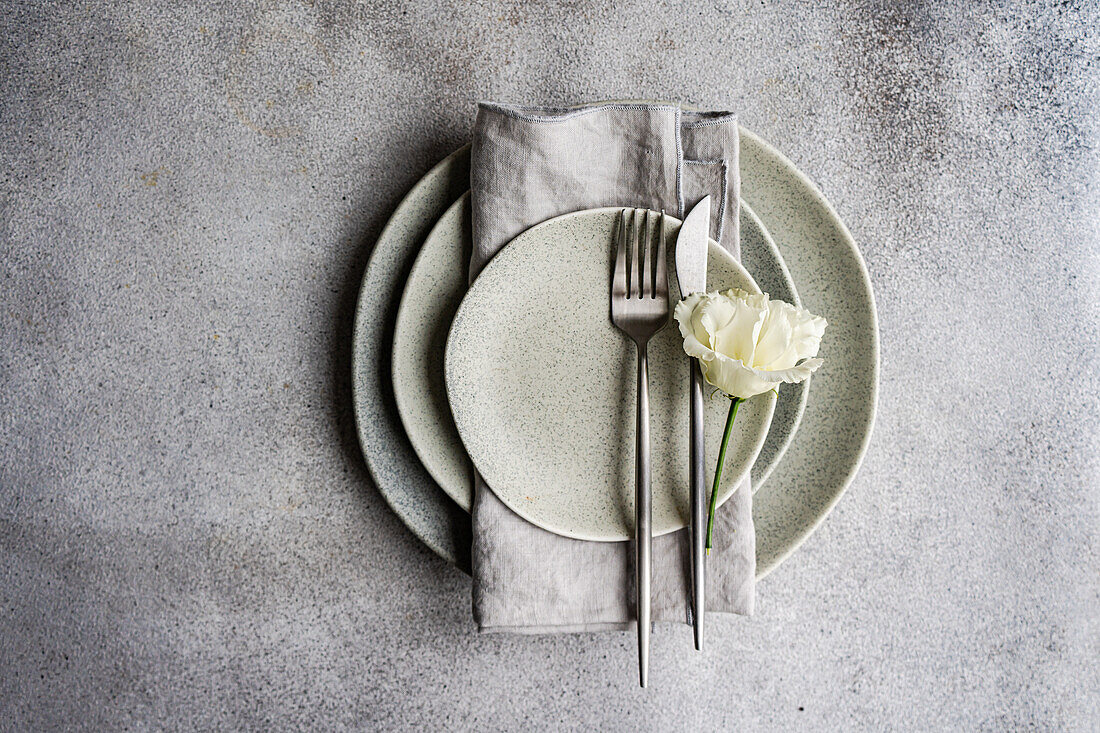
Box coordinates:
[477,101,738,131]
[681,111,739,129]
[477,100,682,124]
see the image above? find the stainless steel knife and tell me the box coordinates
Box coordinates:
[675,195,710,652]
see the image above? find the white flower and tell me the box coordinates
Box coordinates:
[674,288,826,400]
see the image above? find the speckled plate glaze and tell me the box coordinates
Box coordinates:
[391,192,805,511]
[352,129,878,576]
[736,200,808,490]
[444,209,776,541]
[390,196,472,508]
[739,129,879,575]
[351,148,472,569]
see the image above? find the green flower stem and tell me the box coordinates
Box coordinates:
[705,396,742,555]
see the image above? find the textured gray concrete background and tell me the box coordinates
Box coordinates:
[1,0,1097,729]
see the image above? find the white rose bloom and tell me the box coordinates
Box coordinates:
[673,288,826,400]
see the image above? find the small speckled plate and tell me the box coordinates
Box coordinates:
[443,208,776,541]
[392,193,804,511]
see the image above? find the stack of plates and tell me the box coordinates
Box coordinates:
[352,128,878,574]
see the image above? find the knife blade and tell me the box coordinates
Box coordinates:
[675,196,710,651]
[676,196,710,298]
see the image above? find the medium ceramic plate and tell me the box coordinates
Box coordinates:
[351,129,878,575]
[444,208,776,541]
[391,193,805,511]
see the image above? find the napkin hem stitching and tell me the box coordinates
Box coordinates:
[674,106,684,217]
[682,157,729,245]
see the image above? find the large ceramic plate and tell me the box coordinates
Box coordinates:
[351,129,878,577]
[444,208,775,541]
[738,129,878,574]
[391,193,804,511]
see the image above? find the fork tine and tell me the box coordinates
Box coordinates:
[654,209,668,298]
[614,209,628,296]
[628,208,638,297]
[630,208,643,298]
[643,209,654,298]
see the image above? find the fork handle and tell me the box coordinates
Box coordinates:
[635,342,651,688]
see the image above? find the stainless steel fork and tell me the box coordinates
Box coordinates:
[610,208,669,688]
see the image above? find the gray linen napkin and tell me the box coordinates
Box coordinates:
[468,103,753,633]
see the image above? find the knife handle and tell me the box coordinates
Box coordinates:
[689,362,706,651]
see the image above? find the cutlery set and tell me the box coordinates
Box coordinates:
[611,198,712,687]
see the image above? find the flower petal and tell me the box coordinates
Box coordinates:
[725,287,770,311]
[710,297,765,367]
[700,353,824,399]
[674,294,705,342]
[751,357,823,385]
[768,303,827,370]
[700,351,774,399]
[753,299,795,369]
